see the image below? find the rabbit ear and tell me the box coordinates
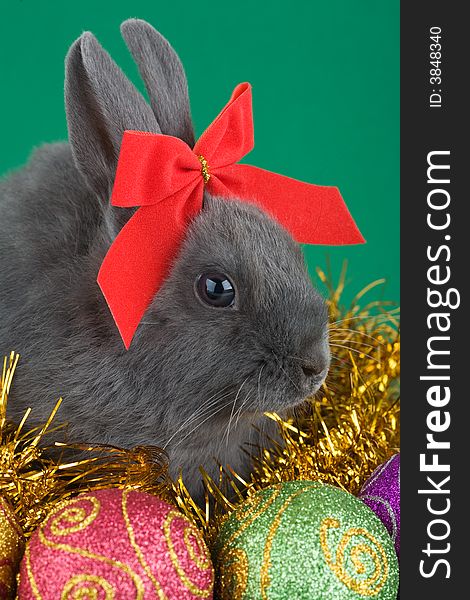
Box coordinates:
[120,19,195,147]
[65,31,160,200]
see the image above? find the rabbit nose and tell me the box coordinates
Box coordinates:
[301,362,324,379]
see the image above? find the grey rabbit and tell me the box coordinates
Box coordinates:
[0,19,330,500]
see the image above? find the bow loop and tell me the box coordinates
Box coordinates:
[194,83,254,169]
[111,132,201,207]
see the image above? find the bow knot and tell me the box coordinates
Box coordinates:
[98,82,364,349]
[197,155,211,184]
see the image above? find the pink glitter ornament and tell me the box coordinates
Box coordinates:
[18,488,214,599]
[359,453,400,556]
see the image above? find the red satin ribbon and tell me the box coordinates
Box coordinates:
[98,82,365,348]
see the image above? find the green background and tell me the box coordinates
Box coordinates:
[0,0,399,306]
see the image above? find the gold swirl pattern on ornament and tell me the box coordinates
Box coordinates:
[218,547,248,600]
[320,517,389,596]
[38,496,145,598]
[260,486,314,599]
[163,509,213,598]
[221,485,282,555]
[50,497,100,536]
[183,526,211,570]
[61,574,114,599]
[24,543,42,600]
[121,490,168,600]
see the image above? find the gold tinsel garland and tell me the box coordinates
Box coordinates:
[0,353,169,538]
[1,266,400,546]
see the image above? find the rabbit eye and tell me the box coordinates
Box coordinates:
[195,273,235,308]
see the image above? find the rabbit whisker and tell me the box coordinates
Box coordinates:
[163,386,232,449]
[328,327,385,344]
[329,343,379,363]
[328,354,354,368]
[255,374,269,412]
[329,338,374,348]
[260,381,268,411]
[171,396,238,451]
[255,364,266,408]
[222,376,251,448]
[271,350,300,391]
[284,354,303,362]
[233,387,256,432]
[230,366,265,435]
[170,389,233,436]
[329,313,398,328]
[223,391,252,450]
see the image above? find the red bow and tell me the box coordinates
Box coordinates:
[98,82,364,348]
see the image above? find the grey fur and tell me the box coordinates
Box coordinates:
[0,22,330,501]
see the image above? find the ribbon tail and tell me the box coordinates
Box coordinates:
[97,183,203,348]
[211,164,365,245]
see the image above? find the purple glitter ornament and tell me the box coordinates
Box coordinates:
[359,453,400,556]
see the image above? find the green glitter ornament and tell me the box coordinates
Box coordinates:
[213,480,399,600]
